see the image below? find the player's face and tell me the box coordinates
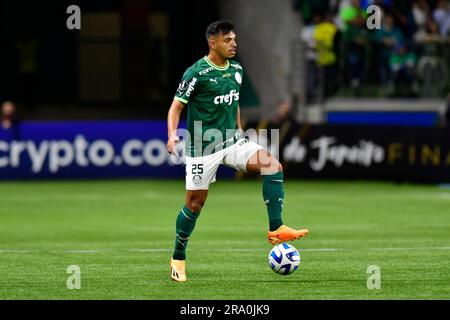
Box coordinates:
[212,31,237,59]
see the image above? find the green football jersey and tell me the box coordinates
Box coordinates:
[174,56,244,157]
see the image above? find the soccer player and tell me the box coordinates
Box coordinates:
[166,20,309,282]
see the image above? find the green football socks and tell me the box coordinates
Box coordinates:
[173,206,199,260]
[263,171,284,231]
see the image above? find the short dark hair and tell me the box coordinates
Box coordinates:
[205,20,235,41]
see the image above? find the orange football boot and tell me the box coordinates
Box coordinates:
[268,225,309,245]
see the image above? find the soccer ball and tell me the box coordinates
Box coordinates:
[268,243,301,275]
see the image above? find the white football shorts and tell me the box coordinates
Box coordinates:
[185,138,264,190]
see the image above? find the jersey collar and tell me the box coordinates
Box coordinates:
[204,56,229,71]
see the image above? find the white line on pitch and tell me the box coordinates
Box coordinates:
[367,247,450,251]
[129,248,338,252]
[1,247,449,254]
[64,250,108,253]
[129,249,171,252]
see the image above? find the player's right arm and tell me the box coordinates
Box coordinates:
[167,68,198,154]
[167,99,185,154]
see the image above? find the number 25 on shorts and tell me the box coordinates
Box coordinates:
[192,163,203,174]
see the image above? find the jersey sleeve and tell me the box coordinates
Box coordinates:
[174,69,199,105]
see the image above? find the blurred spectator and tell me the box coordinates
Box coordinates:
[1,101,19,130]
[295,0,449,99]
[294,0,334,24]
[412,0,431,43]
[415,18,444,42]
[375,13,405,92]
[314,13,339,99]
[389,44,418,97]
[416,19,448,97]
[433,0,450,38]
[301,14,320,104]
[392,1,416,43]
[339,0,368,93]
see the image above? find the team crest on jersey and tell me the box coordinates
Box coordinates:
[235,72,242,85]
[193,175,202,185]
[231,63,242,70]
[177,80,188,95]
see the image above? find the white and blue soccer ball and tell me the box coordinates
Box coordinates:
[268,243,301,275]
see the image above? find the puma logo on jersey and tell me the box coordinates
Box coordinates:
[214,89,239,106]
[210,78,218,84]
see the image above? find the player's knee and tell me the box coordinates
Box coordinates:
[263,159,282,175]
[271,161,283,174]
[277,162,283,173]
[189,202,203,214]
[186,197,206,213]
[188,202,203,213]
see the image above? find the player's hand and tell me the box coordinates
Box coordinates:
[167,135,180,155]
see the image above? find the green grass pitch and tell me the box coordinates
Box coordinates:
[0,179,449,300]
